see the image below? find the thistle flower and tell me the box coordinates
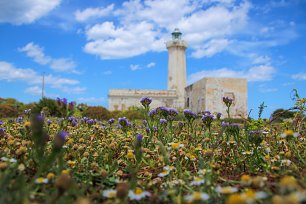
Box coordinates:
[160,118,168,125]
[0,128,5,137]
[183,109,198,122]
[68,101,75,110]
[156,106,169,118]
[140,97,152,108]
[118,117,129,128]
[54,131,68,149]
[168,108,178,120]
[216,112,222,120]
[201,114,214,129]
[148,109,157,118]
[223,96,233,107]
[108,118,115,125]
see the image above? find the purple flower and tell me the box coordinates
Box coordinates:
[0,121,3,125]
[108,118,115,124]
[55,131,68,148]
[16,117,23,123]
[168,108,178,120]
[148,109,157,118]
[0,128,5,137]
[201,114,214,129]
[183,109,198,122]
[202,110,211,115]
[118,117,129,128]
[223,96,233,107]
[140,97,152,108]
[68,101,75,110]
[216,112,222,120]
[136,134,143,143]
[160,118,168,125]
[61,98,68,106]
[157,106,169,118]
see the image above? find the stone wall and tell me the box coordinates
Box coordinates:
[185,77,247,118]
[108,89,178,111]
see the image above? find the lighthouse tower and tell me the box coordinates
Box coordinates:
[166,28,187,108]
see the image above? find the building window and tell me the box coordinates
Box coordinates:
[186,97,190,108]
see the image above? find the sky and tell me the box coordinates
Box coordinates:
[0,0,305,118]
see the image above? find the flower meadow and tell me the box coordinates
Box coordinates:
[0,91,305,204]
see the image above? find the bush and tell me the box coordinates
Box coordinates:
[83,106,110,120]
[0,104,18,118]
[270,108,295,122]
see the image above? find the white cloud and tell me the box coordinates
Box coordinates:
[130,62,156,71]
[191,39,230,58]
[81,0,251,59]
[250,54,271,64]
[146,62,156,68]
[75,4,114,22]
[130,64,141,71]
[25,86,41,96]
[76,97,105,104]
[18,42,51,65]
[188,65,276,84]
[0,61,85,94]
[0,0,61,25]
[19,42,79,73]
[292,73,306,80]
[84,21,164,59]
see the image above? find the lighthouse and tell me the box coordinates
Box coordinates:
[166,28,188,107]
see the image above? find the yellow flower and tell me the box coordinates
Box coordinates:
[24,121,31,128]
[227,193,247,204]
[184,192,209,203]
[47,172,55,180]
[279,176,299,190]
[240,175,252,186]
[127,151,134,159]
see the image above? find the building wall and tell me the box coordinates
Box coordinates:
[185,78,247,118]
[108,89,178,111]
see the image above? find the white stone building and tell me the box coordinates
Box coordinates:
[108,29,248,118]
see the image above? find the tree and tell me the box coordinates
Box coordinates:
[270,108,295,122]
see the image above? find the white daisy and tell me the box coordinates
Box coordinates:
[185,192,209,202]
[190,177,205,186]
[102,189,117,198]
[158,170,170,177]
[128,187,151,200]
[35,177,48,184]
[216,186,238,194]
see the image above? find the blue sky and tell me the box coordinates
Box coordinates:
[0,0,305,118]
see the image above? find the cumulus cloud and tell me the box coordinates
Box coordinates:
[75,4,114,22]
[80,0,251,59]
[292,73,306,80]
[84,21,164,59]
[188,65,276,84]
[19,42,79,74]
[76,97,105,104]
[0,0,61,25]
[25,86,41,96]
[130,62,156,71]
[0,61,85,94]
